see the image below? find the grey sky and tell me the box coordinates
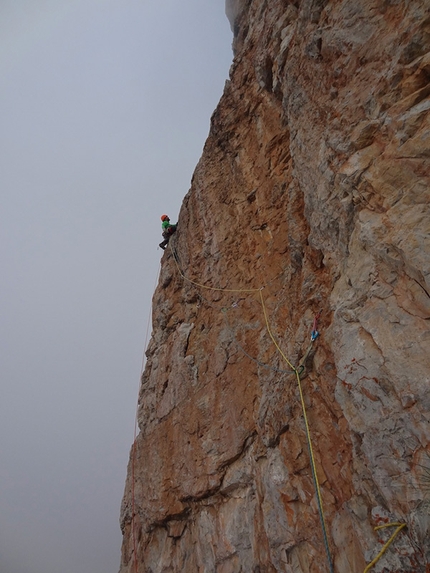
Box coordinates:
[0,2,232,572]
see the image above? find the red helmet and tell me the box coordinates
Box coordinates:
[161,214,169,221]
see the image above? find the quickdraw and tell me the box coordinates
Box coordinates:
[311,310,322,341]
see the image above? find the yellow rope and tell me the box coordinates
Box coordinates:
[166,241,412,572]
[169,242,260,293]
[259,290,333,572]
[258,289,296,370]
[363,523,406,573]
[167,241,334,571]
[374,522,405,531]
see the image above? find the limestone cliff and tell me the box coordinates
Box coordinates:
[119,1,430,571]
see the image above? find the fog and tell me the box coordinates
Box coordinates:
[0,2,232,572]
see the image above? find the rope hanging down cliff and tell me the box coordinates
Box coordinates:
[364,523,407,573]
[259,290,333,573]
[167,240,334,573]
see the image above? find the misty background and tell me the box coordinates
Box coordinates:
[0,2,233,572]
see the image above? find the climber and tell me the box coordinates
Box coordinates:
[159,214,177,250]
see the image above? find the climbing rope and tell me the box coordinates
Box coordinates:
[170,243,260,293]
[259,291,334,573]
[170,242,285,294]
[221,305,295,375]
[363,522,406,573]
[167,240,334,573]
[193,288,295,375]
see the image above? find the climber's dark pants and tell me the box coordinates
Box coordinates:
[159,229,176,250]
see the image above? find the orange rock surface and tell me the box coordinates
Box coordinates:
[120,1,430,571]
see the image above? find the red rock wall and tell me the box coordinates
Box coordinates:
[119,1,430,571]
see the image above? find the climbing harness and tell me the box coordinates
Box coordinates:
[363,522,406,573]
[167,240,334,573]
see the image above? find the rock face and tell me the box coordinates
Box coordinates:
[119,1,430,571]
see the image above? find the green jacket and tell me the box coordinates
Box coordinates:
[162,220,177,234]
[162,220,176,230]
